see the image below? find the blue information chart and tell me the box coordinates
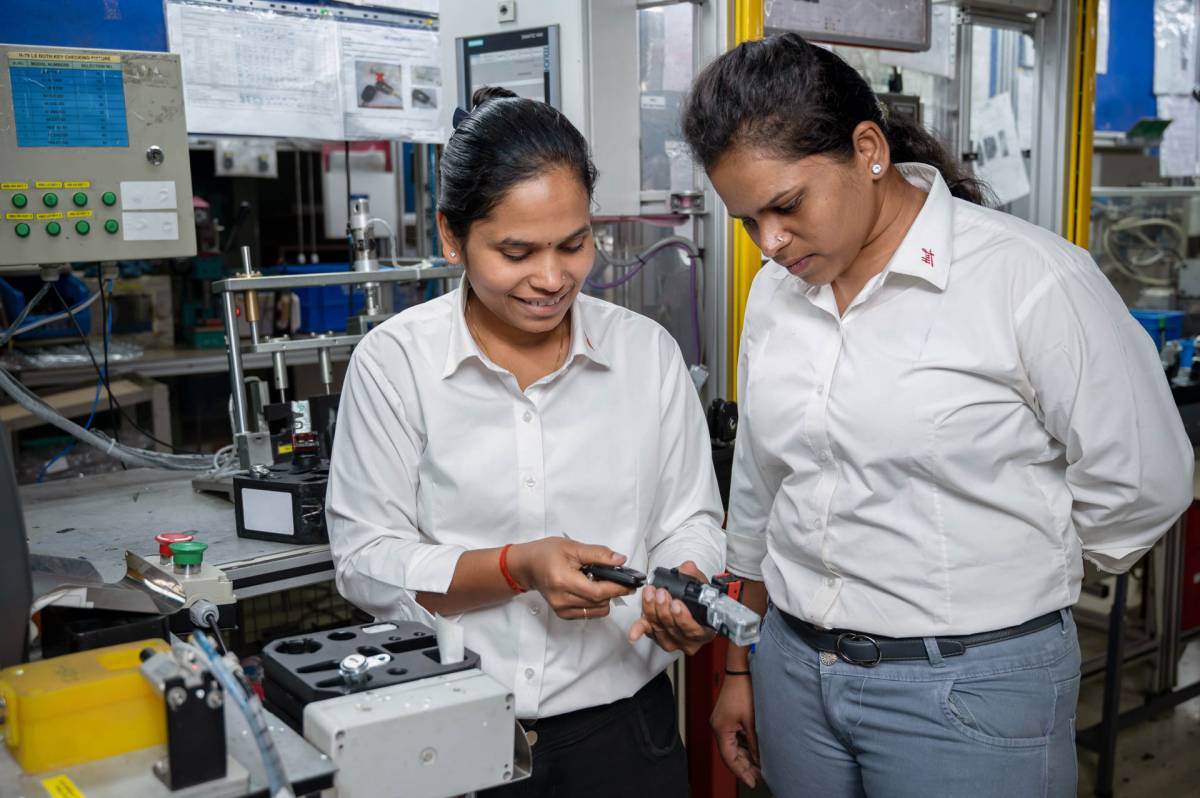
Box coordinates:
[9,54,128,148]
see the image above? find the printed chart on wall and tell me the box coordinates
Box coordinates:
[165,0,441,141]
[971,93,1030,207]
[340,19,441,141]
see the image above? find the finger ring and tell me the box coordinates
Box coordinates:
[583,607,589,620]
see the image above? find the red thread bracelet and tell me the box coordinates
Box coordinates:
[499,544,526,594]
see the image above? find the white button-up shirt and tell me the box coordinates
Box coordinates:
[327,284,725,718]
[728,163,1194,638]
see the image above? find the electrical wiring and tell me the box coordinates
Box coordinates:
[37,289,113,482]
[50,282,205,456]
[2,287,102,340]
[1101,215,1185,287]
[0,282,52,346]
[191,631,293,798]
[587,235,704,366]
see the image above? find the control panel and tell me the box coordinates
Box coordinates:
[0,45,196,266]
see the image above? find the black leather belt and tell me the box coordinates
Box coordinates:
[778,609,1065,667]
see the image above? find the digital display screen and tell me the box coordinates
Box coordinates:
[9,54,129,148]
[458,27,559,109]
[468,46,548,102]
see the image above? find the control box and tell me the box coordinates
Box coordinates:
[0,45,196,266]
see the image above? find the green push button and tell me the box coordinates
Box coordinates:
[101,191,117,206]
[14,222,30,238]
[12,193,26,209]
[75,220,90,235]
[104,219,119,234]
[169,540,208,567]
[46,221,61,236]
[72,192,87,207]
[43,193,58,207]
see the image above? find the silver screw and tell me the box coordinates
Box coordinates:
[146,145,165,166]
[206,689,224,710]
[166,686,187,710]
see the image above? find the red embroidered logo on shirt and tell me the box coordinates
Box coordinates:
[921,248,935,267]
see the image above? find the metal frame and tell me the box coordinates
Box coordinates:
[1076,516,1200,797]
[214,263,462,463]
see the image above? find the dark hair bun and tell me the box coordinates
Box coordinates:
[471,85,518,111]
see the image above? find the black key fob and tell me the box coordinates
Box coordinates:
[581,564,647,588]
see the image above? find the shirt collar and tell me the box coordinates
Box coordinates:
[883,163,954,292]
[442,278,611,380]
[794,163,954,306]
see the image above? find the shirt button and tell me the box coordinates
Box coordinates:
[826,577,837,587]
[530,604,541,616]
[816,385,825,396]
[522,411,533,423]
[819,451,831,463]
[524,476,537,488]
[524,668,535,681]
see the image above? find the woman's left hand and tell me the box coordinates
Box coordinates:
[627,561,716,655]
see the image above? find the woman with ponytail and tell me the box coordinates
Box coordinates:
[328,86,725,796]
[684,33,1191,798]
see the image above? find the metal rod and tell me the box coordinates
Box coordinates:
[240,245,261,346]
[212,264,462,294]
[413,144,429,257]
[307,150,319,262]
[222,291,249,436]
[318,347,333,395]
[1156,516,1185,694]
[294,149,305,262]
[1096,572,1129,798]
[393,141,407,258]
[251,334,362,355]
[272,351,289,403]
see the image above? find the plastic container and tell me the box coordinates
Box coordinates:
[278,263,365,334]
[1130,309,1185,349]
[0,273,93,341]
[0,638,170,773]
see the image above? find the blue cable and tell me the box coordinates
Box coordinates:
[37,280,112,482]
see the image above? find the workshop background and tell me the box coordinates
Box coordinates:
[0,1,1198,797]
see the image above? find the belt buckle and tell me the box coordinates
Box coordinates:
[835,632,882,667]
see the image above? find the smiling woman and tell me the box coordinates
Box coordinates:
[325,86,727,798]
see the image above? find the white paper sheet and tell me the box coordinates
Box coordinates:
[970,93,1030,207]
[1097,0,1111,75]
[1154,0,1198,96]
[166,1,343,139]
[339,20,444,142]
[1158,95,1200,177]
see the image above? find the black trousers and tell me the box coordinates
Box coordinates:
[479,671,688,798]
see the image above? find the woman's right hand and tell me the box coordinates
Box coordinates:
[711,674,761,788]
[506,536,634,620]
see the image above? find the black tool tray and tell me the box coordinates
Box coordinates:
[262,620,481,731]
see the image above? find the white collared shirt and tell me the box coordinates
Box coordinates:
[326,283,725,718]
[728,163,1194,638]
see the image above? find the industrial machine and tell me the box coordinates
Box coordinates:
[0,44,196,268]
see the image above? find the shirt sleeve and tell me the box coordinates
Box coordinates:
[644,336,726,581]
[326,345,466,623]
[1015,248,1194,574]
[725,275,785,581]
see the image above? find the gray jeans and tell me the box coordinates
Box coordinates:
[753,606,1081,798]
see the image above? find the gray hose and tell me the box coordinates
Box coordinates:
[0,283,52,346]
[0,365,213,471]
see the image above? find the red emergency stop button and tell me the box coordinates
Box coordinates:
[156,531,195,559]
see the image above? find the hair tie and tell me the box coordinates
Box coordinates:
[452,106,470,129]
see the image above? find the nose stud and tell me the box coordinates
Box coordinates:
[775,235,786,243]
